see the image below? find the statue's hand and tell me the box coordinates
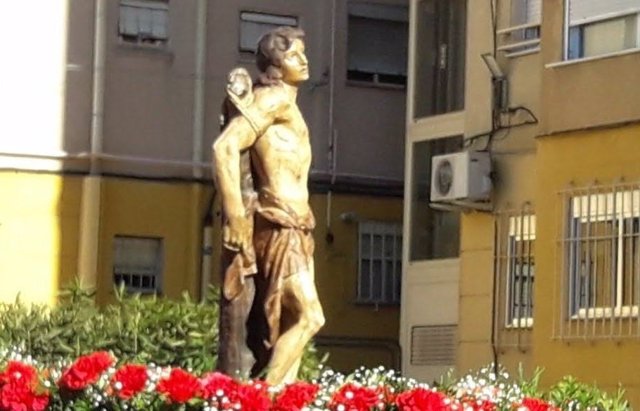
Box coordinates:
[223,214,251,252]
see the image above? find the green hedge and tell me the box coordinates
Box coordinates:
[0,282,323,380]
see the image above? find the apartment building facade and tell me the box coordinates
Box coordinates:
[0,0,407,372]
[402,0,640,405]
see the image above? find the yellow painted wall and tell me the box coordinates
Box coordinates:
[535,123,640,406]
[309,193,403,371]
[96,178,212,303]
[457,155,538,377]
[210,191,403,371]
[0,171,81,304]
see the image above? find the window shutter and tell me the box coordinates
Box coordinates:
[151,8,168,39]
[138,7,153,35]
[568,0,640,26]
[239,12,297,52]
[347,17,408,76]
[526,0,542,23]
[119,5,139,36]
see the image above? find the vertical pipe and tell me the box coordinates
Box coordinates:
[77,0,107,293]
[326,0,338,234]
[193,0,208,299]
[192,0,207,180]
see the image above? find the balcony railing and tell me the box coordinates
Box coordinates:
[497,21,541,57]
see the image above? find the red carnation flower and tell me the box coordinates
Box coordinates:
[112,364,148,400]
[520,397,560,411]
[273,381,319,411]
[59,351,115,390]
[156,368,200,403]
[0,362,38,386]
[329,383,379,411]
[0,382,50,411]
[395,387,451,411]
[0,362,49,411]
[233,381,271,411]
[199,372,238,400]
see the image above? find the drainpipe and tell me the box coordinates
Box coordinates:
[77,0,107,293]
[192,0,210,299]
[325,0,338,240]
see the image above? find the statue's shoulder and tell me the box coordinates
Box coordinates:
[252,84,290,114]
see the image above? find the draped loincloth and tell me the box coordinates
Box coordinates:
[253,190,315,347]
[221,189,315,347]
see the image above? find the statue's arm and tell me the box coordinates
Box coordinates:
[213,87,287,251]
[213,116,259,251]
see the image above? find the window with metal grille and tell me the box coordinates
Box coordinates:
[239,12,298,53]
[113,236,163,294]
[347,2,408,86]
[357,221,402,304]
[564,0,640,60]
[118,0,169,46]
[497,0,541,56]
[495,208,535,350]
[556,184,640,340]
[568,190,640,317]
[506,214,536,327]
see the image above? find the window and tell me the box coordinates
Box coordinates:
[239,12,298,53]
[358,221,402,304]
[113,236,163,294]
[409,137,462,261]
[567,190,640,317]
[119,0,169,46]
[565,0,640,60]
[497,0,541,56]
[413,0,466,118]
[505,214,536,327]
[347,3,408,86]
[495,209,535,350]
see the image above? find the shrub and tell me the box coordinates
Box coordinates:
[0,282,322,380]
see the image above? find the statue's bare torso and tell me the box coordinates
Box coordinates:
[251,87,311,216]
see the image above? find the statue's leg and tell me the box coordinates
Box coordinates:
[265,265,325,385]
[217,274,256,378]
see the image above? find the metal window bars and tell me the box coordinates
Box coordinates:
[357,221,403,305]
[555,183,640,340]
[494,205,535,351]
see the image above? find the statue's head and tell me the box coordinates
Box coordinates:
[256,26,308,86]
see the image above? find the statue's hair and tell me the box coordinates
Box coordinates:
[256,26,305,86]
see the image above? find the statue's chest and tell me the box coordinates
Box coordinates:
[256,107,310,160]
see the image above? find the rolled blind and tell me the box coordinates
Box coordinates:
[527,0,542,23]
[347,16,408,75]
[568,0,640,25]
[511,0,541,25]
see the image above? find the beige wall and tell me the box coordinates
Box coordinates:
[82,0,406,181]
[404,0,541,380]
[540,0,640,135]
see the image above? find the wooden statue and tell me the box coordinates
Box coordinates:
[213,27,325,385]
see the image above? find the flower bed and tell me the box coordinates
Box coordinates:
[0,350,588,411]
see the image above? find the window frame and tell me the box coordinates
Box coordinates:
[563,0,640,60]
[113,235,164,294]
[118,0,170,47]
[504,214,536,328]
[567,190,640,318]
[357,221,403,305]
[238,11,298,54]
[346,2,409,88]
[496,0,542,57]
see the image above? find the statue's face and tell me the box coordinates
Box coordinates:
[281,39,309,85]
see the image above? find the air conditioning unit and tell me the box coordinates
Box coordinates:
[430,151,492,202]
